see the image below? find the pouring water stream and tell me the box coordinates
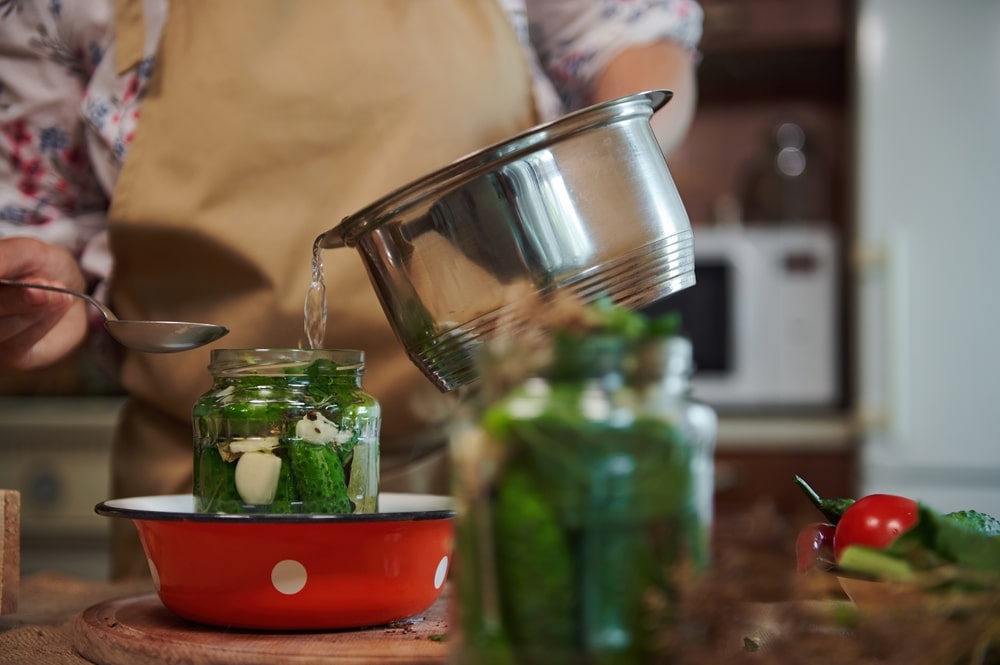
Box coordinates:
[303,235,328,350]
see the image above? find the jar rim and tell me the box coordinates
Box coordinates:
[208,348,365,374]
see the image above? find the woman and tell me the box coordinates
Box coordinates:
[0,0,702,579]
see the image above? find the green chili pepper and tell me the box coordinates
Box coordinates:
[795,475,855,524]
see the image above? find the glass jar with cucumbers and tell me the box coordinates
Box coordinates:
[192,348,380,514]
[448,298,717,664]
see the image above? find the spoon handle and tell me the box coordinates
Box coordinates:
[0,278,118,322]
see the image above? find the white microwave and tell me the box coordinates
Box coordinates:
[642,224,842,411]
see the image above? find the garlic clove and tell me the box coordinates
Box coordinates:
[234,451,282,505]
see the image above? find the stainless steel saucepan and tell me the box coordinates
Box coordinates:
[320,89,695,392]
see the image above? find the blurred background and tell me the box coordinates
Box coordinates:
[1,0,997,579]
[661,0,999,526]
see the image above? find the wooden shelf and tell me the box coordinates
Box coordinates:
[700,0,850,54]
[696,0,853,104]
[698,47,848,104]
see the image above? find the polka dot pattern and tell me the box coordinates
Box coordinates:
[147,558,161,591]
[434,556,449,589]
[260,555,448,597]
[271,559,308,595]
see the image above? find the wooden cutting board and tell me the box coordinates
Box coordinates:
[72,593,449,665]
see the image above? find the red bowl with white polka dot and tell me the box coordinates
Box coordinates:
[95,493,454,630]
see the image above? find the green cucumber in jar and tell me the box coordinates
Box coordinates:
[493,465,575,664]
[269,452,297,513]
[288,440,351,514]
[196,447,242,513]
[320,445,352,513]
[578,445,663,661]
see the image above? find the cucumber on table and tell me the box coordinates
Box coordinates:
[944,510,1000,537]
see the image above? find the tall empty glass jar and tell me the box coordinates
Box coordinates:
[192,348,381,515]
[449,307,716,664]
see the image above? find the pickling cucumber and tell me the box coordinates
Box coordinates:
[269,453,297,513]
[196,447,242,513]
[288,439,351,514]
[493,465,575,664]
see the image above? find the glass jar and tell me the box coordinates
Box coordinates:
[192,348,380,515]
[449,328,716,664]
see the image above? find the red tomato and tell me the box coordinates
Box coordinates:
[832,493,918,561]
[795,522,836,572]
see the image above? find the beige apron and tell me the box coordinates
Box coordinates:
[106,0,536,579]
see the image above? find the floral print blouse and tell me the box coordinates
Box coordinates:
[0,0,702,285]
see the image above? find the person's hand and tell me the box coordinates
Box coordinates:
[0,237,90,370]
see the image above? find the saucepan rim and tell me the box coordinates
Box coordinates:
[95,492,455,524]
[324,88,672,248]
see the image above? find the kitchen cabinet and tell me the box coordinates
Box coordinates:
[0,398,123,580]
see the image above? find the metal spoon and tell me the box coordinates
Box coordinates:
[0,278,229,353]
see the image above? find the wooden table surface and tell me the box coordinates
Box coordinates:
[7,509,972,665]
[0,572,449,665]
